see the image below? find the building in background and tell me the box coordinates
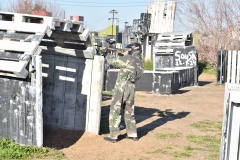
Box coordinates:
[122,0,176,61]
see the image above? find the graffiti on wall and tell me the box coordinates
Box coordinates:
[173,46,197,67]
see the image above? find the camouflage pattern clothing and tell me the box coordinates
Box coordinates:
[106,51,144,140]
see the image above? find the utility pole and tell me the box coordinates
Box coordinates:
[109,9,118,39]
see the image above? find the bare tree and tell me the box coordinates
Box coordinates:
[9,0,33,14]
[33,0,64,18]
[0,0,2,11]
[46,1,65,18]
[176,0,240,65]
[8,0,64,18]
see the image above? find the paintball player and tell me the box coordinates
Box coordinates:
[104,43,144,143]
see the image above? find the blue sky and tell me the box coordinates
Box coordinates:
[57,0,149,31]
[0,0,149,31]
[0,0,189,32]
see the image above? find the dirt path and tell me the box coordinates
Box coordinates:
[57,73,224,160]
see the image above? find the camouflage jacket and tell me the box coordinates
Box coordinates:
[106,54,144,91]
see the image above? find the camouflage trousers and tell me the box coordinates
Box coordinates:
[109,81,137,139]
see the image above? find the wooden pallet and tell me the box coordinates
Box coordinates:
[153,48,174,54]
[155,32,193,48]
[0,11,95,77]
[0,11,85,33]
[0,11,54,28]
[53,19,84,33]
[0,20,51,78]
[41,26,95,59]
[155,41,187,48]
[157,31,192,41]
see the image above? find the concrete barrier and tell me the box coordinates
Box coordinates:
[105,67,197,94]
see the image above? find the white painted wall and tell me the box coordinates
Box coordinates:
[148,0,176,34]
[144,0,176,61]
[85,56,104,134]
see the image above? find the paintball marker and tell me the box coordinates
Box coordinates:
[96,38,125,57]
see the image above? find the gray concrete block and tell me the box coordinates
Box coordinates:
[105,70,180,94]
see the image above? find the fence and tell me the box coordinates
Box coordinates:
[217,50,240,84]
[220,50,240,160]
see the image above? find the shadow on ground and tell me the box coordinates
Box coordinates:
[102,93,112,101]
[198,81,212,86]
[136,107,190,138]
[43,126,84,149]
[177,89,190,94]
[100,105,190,139]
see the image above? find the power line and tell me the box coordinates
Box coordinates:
[47,3,149,7]
[52,0,189,4]
[53,0,150,4]
[43,0,188,8]
[87,14,109,26]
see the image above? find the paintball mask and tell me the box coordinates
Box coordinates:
[125,43,142,56]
